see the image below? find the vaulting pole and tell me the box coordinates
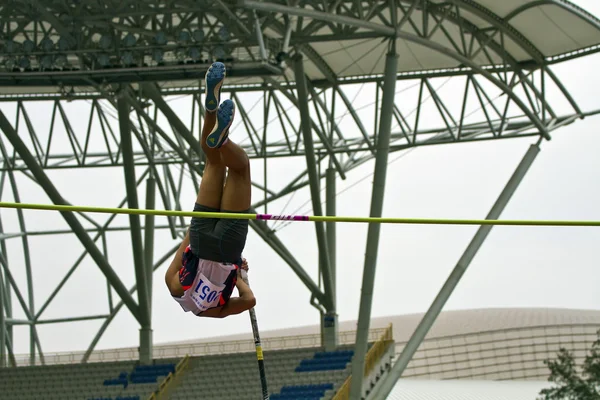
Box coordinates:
[241,269,269,399]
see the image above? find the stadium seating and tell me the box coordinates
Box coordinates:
[0,359,178,400]
[167,346,356,400]
[271,383,335,400]
[0,346,362,400]
[295,350,354,372]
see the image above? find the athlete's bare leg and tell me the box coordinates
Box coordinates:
[205,99,251,212]
[196,62,227,209]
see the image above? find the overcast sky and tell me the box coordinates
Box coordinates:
[1,0,599,356]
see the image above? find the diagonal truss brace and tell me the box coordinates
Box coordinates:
[0,109,142,324]
[373,142,541,398]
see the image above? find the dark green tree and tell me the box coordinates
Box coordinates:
[538,329,600,400]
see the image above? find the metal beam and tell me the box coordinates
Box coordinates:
[349,51,398,400]
[505,0,600,30]
[0,263,5,367]
[36,315,110,325]
[323,166,339,351]
[293,54,335,312]
[254,11,269,61]
[29,0,77,47]
[144,177,156,311]
[335,87,376,155]
[140,83,204,160]
[241,0,393,35]
[262,77,347,179]
[0,252,44,364]
[34,169,152,320]
[123,92,200,176]
[326,168,337,300]
[373,143,541,399]
[248,215,328,307]
[0,108,142,324]
[82,243,181,363]
[117,92,152,364]
[444,0,544,63]
[4,331,15,368]
[247,1,550,140]
[142,175,156,363]
[307,83,354,160]
[4,167,37,364]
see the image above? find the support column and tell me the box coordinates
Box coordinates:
[323,167,338,351]
[0,108,142,324]
[349,51,398,400]
[4,266,10,351]
[292,54,335,312]
[0,222,11,366]
[142,176,156,361]
[373,143,541,399]
[0,266,5,367]
[117,93,152,364]
[144,177,156,309]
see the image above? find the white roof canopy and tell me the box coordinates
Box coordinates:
[268,0,600,81]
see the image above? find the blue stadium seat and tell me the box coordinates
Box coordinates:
[102,377,128,387]
[295,350,354,372]
[271,383,334,400]
[124,362,176,385]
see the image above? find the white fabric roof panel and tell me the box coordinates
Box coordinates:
[454,0,600,58]
[511,4,600,57]
[292,1,600,80]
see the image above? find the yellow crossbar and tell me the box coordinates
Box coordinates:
[0,201,599,227]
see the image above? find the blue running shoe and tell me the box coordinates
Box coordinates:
[206,99,235,149]
[204,62,226,112]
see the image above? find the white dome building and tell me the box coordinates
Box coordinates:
[198,307,599,382]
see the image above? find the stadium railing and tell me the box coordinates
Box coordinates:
[147,354,190,400]
[333,324,394,400]
[9,327,387,367]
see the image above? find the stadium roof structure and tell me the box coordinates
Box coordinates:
[0,0,600,91]
[0,1,599,399]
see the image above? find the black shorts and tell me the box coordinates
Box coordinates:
[189,203,249,265]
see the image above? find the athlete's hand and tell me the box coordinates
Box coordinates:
[241,257,249,272]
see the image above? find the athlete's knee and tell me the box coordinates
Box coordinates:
[229,155,250,177]
[240,153,250,172]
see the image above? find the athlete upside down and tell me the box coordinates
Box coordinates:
[164,62,256,318]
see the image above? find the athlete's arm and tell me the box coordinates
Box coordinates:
[165,230,189,297]
[218,272,256,318]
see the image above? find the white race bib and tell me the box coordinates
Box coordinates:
[189,272,225,312]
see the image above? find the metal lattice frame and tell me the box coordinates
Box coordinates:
[0,0,598,396]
